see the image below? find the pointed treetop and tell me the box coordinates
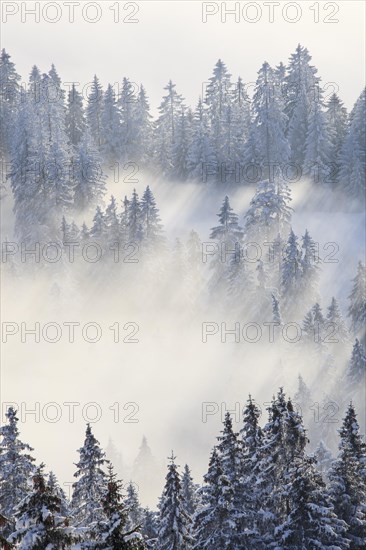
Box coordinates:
[168,451,177,465]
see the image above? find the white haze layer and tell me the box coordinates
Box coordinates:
[1,174,365,506]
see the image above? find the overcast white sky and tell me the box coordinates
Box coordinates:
[2,1,365,111]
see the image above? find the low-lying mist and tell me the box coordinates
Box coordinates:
[1,174,365,507]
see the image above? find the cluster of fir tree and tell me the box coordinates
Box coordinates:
[290,331,366,455]
[188,394,366,549]
[3,179,365,341]
[1,45,365,244]
[199,186,365,335]
[1,393,366,549]
[0,412,148,549]
[60,186,164,259]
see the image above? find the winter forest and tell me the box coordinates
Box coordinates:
[0,36,366,550]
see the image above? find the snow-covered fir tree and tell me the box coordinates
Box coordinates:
[281,229,302,316]
[0,407,36,535]
[204,59,233,167]
[155,453,193,550]
[215,413,252,548]
[303,84,332,185]
[89,205,108,243]
[141,508,158,549]
[193,447,236,549]
[140,186,164,250]
[66,83,86,147]
[12,67,74,241]
[326,93,348,184]
[348,261,366,347]
[181,465,198,518]
[230,76,251,166]
[328,403,366,548]
[92,465,145,550]
[125,482,144,532]
[154,80,185,176]
[271,293,282,325]
[172,107,192,180]
[314,440,333,480]
[100,83,122,165]
[209,195,243,294]
[240,395,263,468]
[187,98,215,181]
[285,44,320,170]
[0,48,20,158]
[119,195,130,244]
[338,88,366,198]
[28,64,41,99]
[345,339,366,403]
[104,195,120,247]
[300,228,320,310]
[9,89,44,243]
[252,62,289,176]
[255,389,308,543]
[80,221,90,242]
[293,374,313,422]
[119,77,137,162]
[73,128,106,212]
[133,85,153,165]
[302,307,317,343]
[47,470,71,518]
[86,75,103,149]
[238,396,263,545]
[274,61,287,95]
[40,72,74,232]
[10,68,74,242]
[71,424,108,534]
[226,247,255,312]
[210,195,243,244]
[48,63,63,91]
[312,302,326,340]
[266,232,286,290]
[275,455,349,549]
[128,188,143,243]
[243,178,292,243]
[326,296,349,344]
[9,464,74,549]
